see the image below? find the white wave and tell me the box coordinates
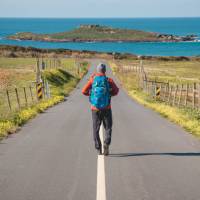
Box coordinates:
[191,39,200,43]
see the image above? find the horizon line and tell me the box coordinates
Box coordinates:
[0,16,200,19]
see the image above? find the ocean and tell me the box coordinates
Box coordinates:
[0,18,200,56]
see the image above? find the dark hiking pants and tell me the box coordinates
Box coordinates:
[92,109,113,149]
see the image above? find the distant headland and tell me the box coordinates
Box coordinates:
[7,24,197,43]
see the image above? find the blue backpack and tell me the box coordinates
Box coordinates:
[90,75,110,109]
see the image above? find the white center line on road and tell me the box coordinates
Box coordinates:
[96,125,106,200]
[99,124,104,155]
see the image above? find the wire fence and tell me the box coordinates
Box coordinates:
[36,57,85,76]
[116,62,200,109]
[0,81,52,120]
[37,58,62,70]
[0,57,88,120]
[143,80,200,108]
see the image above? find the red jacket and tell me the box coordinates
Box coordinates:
[82,73,119,110]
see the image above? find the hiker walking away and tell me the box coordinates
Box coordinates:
[82,63,119,155]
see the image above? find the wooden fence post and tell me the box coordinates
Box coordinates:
[29,86,34,103]
[23,87,28,106]
[159,83,162,100]
[50,60,52,68]
[46,59,48,69]
[178,84,183,107]
[193,83,196,108]
[168,85,172,103]
[151,81,154,97]
[6,90,12,111]
[163,83,168,101]
[161,83,165,101]
[198,83,200,108]
[154,81,157,98]
[173,85,178,106]
[145,79,148,94]
[15,88,20,109]
[54,59,56,68]
[185,83,189,106]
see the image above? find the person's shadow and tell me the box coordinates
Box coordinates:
[108,152,200,157]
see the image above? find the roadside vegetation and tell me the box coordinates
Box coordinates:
[111,59,200,137]
[0,57,88,140]
[119,59,200,84]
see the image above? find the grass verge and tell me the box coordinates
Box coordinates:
[111,62,200,137]
[0,62,88,140]
[0,96,63,140]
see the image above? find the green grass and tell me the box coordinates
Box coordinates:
[0,57,80,89]
[144,60,200,84]
[0,57,36,69]
[8,25,159,41]
[0,96,64,140]
[52,26,156,40]
[0,57,89,139]
[0,69,81,139]
[111,61,200,137]
[119,59,200,84]
[60,58,88,76]
[0,57,36,89]
[43,69,79,96]
[0,57,79,120]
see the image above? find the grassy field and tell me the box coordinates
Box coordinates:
[119,59,200,84]
[0,57,35,89]
[0,56,88,139]
[0,57,78,89]
[111,59,200,137]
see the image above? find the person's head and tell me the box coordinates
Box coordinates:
[97,63,106,74]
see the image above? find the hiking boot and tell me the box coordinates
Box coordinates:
[97,148,102,155]
[104,144,109,156]
[96,146,102,155]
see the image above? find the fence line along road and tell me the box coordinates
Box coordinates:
[0,83,49,119]
[116,62,200,109]
[0,57,88,120]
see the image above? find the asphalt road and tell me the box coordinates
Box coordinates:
[1,60,200,200]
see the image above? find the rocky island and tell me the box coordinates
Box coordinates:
[8,24,197,43]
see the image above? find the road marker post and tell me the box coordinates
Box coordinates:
[36,58,43,100]
[156,86,161,97]
[36,82,43,100]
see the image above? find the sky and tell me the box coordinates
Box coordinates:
[0,0,200,18]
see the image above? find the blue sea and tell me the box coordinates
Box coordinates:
[0,18,200,56]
